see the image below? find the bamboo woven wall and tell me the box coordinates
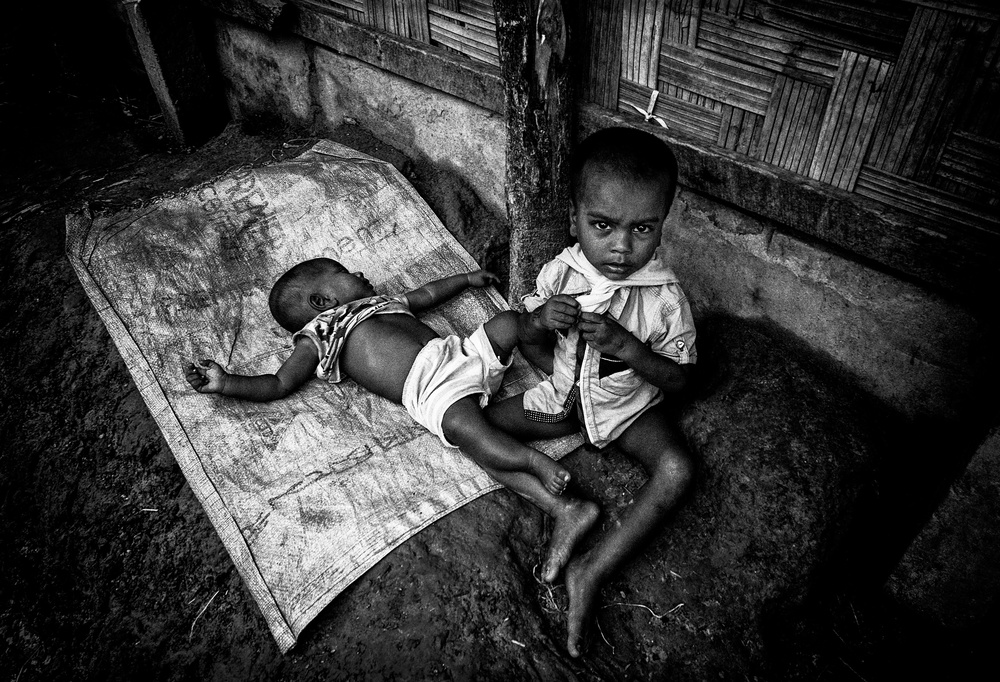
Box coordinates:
[295,0,998,235]
[296,0,500,64]
[589,0,999,234]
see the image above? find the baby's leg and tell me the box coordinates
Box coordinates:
[482,310,520,363]
[442,396,570,495]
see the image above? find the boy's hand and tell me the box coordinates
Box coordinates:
[531,295,580,332]
[185,359,228,394]
[578,311,636,356]
[466,270,500,288]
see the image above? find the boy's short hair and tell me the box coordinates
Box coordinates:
[269,257,341,332]
[570,127,679,207]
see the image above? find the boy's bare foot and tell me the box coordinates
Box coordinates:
[542,498,599,583]
[528,451,572,495]
[564,556,600,658]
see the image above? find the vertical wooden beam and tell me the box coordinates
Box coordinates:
[494,0,574,302]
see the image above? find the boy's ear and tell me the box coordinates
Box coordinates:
[568,204,579,238]
[308,293,336,311]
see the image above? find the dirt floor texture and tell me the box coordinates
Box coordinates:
[1,13,996,682]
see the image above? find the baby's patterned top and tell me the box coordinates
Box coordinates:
[292,294,413,382]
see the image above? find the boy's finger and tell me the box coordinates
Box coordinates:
[550,294,580,309]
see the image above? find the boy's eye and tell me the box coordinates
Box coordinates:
[593,221,611,231]
[634,224,653,234]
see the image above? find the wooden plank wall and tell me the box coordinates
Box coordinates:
[295,0,998,237]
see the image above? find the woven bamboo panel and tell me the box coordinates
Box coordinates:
[428,3,498,65]
[753,74,829,175]
[622,0,666,87]
[619,80,722,141]
[365,0,430,43]
[744,0,914,60]
[656,44,774,114]
[855,166,999,233]
[933,132,1000,208]
[809,51,892,190]
[717,104,763,155]
[298,0,365,22]
[302,0,998,234]
[662,0,700,48]
[698,9,841,87]
[610,0,997,233]
[865,7,991,180]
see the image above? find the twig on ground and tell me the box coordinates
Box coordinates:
[532,562,566,615]
[839,656,868,682]
[189,589,220,641]
[595,616,614,654]
[603,600,684,620]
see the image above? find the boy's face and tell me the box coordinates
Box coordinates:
[311,262,376,309]
[570,165,672,280]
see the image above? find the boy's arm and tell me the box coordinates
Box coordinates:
[517,295,581,374]
[403,269,499,313]
[185,339,319,401]
[578,312,691,393]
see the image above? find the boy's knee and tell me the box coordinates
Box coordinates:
[651,448,695,494]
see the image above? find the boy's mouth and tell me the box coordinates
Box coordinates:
[601,263,632,278]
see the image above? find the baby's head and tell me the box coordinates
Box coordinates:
[569,127,679,279]
[268,258,375,331]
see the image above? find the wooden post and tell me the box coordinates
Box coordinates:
[123,0,229,146]
[494,0,573,303]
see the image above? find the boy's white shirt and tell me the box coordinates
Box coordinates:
[520,244,696,447]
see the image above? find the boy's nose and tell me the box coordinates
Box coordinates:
[610,230,632,253]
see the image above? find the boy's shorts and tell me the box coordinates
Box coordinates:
[401,325,511,448]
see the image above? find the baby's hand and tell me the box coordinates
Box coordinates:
[466,270,500,288]
[185,359,228,394]
[578,311,634,356]
[532,294,580,332]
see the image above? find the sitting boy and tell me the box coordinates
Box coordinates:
[185,259,599,562]
[487,127,697,657]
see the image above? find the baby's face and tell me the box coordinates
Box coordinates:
[570,167,671,280]
[314,262,376,307]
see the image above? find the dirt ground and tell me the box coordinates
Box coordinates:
[1,13,995,682]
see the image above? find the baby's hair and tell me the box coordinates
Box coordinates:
[269,257,343,332]
[570,127,679,207]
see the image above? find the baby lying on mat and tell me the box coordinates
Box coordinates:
[185,259,599,574]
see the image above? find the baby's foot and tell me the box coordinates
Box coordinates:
[542,498,599,583]
[528,451,571,495]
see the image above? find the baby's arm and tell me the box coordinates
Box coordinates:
[578,312,691,393]
[404,269,499,313]
[184,339,319,401]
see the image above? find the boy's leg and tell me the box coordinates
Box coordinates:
[563,405,694,658]
[441,397,599,574]
[485,392,581,441]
